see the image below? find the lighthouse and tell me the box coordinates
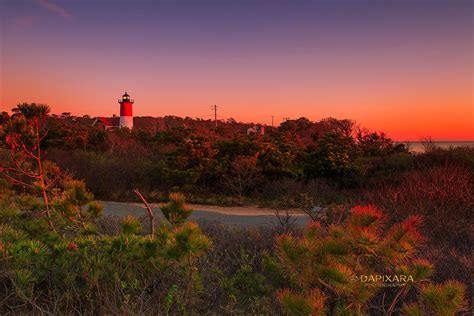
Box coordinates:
[118,92,134,129]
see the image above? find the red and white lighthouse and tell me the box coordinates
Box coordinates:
[118,92,134,129]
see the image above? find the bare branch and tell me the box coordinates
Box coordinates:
[133,189,155,238]
[1,173,35,189]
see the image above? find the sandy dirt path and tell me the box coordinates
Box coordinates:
[101,201,308,226]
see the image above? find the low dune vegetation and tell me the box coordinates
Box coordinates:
[0,184,469,314]
[0,104,472,314]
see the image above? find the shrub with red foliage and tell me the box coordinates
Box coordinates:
[274,205,467,315]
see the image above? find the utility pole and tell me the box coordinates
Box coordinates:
[271,115,274,128]
[211,104,218,128]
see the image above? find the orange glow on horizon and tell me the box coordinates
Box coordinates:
[1,90,472,141]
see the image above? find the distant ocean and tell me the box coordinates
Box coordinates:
[395,141,474,153]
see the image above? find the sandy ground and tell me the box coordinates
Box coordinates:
[101,201,309,226]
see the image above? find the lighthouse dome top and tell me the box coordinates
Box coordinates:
[118,91,134,103]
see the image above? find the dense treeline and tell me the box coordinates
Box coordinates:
[9,110,470,206]
[1,110,414,201]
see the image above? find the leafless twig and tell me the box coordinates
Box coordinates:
[133,189,155,238]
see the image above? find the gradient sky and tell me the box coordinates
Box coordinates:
[1,0,473,140]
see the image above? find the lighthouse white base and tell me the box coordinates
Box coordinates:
[120,116,133,129]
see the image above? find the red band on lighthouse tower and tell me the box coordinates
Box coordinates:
[120,102,133,116]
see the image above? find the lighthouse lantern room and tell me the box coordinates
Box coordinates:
[118,92,134,129]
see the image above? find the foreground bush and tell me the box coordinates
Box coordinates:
[0,195,469,314]
[273,205,467,315]
[0,187,210,314]
[362,164,474,308]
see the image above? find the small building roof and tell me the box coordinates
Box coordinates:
[93,116,120,127]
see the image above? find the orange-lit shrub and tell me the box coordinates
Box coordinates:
[274,205,466,315]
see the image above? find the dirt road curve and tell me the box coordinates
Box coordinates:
[101,201,309,226]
